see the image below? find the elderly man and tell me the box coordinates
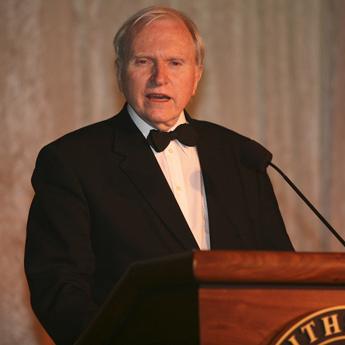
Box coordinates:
[25,6,293,345]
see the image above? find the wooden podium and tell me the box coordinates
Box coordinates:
[75,251,345,345]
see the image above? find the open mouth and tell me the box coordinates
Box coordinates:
[146,94,171,101]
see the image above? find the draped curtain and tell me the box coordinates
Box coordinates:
[1,1,344,344]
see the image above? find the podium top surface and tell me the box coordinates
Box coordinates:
[193,250,345,284]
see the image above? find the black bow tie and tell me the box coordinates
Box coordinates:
[147,123,198,152]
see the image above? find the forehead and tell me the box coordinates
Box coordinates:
[130,18,195,55]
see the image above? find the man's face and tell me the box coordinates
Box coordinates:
[117,18,203,131]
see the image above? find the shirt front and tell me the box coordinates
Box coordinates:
[128,104,210,250]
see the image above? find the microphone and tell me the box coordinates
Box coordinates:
[240,139,345,248]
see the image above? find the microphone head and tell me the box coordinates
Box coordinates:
[240,140,273,172]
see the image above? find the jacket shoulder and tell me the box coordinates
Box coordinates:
[192,118,250,151]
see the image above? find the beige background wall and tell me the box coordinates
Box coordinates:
[1,0,345,344]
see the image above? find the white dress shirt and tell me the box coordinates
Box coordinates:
[127,104,210,250]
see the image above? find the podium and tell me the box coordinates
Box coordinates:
[75,251,345,345]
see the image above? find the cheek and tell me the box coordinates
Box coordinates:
[122,73,142,98]
[129,73,147,94]
[181,73,200,96]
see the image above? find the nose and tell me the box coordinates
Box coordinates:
[151,62,168,86]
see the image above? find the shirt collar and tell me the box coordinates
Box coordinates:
[127,104,187,139]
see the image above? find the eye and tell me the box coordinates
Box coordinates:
[135,58,150,66]
[170,61,182,66]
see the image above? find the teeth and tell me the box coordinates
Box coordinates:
[148,94,170,100]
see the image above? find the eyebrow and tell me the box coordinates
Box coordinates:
[130,54,187,62]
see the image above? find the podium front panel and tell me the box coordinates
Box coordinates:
[198,285,345,345]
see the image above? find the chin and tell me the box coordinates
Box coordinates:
[148,113,179,129]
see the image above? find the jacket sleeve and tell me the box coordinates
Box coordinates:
[24,144,98,345]
[256,169,294,251]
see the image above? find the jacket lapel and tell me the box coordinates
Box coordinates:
[190,117,259,250]
[111,107,199,250]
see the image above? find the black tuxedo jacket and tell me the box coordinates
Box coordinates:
[25,105,293,344]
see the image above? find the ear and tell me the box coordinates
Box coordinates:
[192,65,203,96]
[115,59,123,92]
